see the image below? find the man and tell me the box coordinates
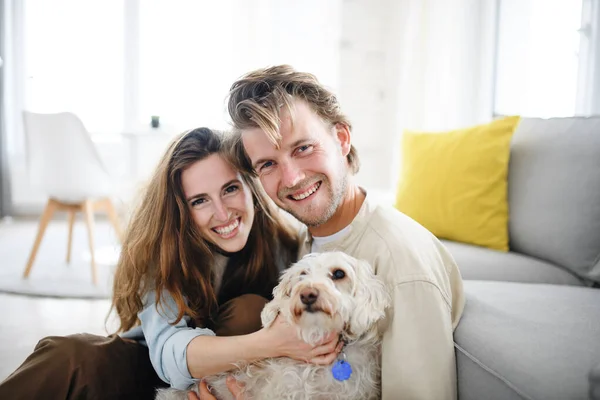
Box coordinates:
[225,65,465,400]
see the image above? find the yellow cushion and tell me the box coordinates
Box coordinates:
[394,116,521,252]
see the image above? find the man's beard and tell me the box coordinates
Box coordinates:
[277,170,348,228]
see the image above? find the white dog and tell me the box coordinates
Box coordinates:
[156,251,390,400]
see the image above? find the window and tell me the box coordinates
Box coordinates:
[138,1,236,130]
[137,0,341,131]
[22,0,341,133]
[494,0,586,117]
[24,0,124,132]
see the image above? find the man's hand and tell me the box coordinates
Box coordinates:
[188,376,245,400]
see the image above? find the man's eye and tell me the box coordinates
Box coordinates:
[260,161,274,171]
[297,145,312,154]
[224,185,239,194]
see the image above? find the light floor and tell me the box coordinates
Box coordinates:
[0,293,114,381]
[0,217,119,382]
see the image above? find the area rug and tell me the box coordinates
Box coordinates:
[0,218,121,299]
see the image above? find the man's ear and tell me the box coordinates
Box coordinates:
[334,123,352,157]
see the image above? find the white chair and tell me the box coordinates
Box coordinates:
[21,111,124,285]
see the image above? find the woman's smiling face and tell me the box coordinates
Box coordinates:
[181,154,255,253]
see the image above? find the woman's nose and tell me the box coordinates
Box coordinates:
[213,201,229,222]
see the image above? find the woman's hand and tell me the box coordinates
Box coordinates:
[260,314,342,365]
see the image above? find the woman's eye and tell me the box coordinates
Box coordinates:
[224,185,239,194]
[191,198,206,207]
[331,269,345,280]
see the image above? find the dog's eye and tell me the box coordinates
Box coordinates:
[300,271,307,276]
[331,269,345,280]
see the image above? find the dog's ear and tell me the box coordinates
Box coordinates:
[261,267,296,328]
[348,258,391,339]
[260,299,280,328]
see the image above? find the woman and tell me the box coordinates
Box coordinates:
[0,128,340,400]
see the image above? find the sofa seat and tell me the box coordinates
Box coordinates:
[442,240,585,286]
[455,281,600,400]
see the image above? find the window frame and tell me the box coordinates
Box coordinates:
[576,0,600,116]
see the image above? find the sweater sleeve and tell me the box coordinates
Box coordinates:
[140,290,215,390]
[381,280,457,400]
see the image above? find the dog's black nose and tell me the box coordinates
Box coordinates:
[300,288,319,305]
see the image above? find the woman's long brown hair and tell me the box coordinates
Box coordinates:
[110,127,298,333]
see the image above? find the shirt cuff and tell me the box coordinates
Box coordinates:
[162,327,215,390]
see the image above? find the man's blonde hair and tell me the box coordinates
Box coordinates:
[227,65,360,174]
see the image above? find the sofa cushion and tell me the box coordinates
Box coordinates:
[394,116,520,251]
[508,117,600,283]
[455,281,600,400]
[590,362,600,400]
[442,240,585,286]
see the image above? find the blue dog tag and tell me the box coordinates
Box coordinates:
[332,360,352,381]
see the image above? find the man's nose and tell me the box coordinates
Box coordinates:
[213,200,229,222]
[280,160,304,188]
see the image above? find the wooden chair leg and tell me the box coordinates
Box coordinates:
[103,198,124,243]
[23,198,58,278]
[83,199,98,285]
[66,210,76,263]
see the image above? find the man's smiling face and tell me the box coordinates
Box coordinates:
[241,99,350,227]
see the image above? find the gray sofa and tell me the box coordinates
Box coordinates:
[442,117,600,400]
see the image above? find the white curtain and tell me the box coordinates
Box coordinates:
[389,0,496,132]
[2,0,27,214]
[346,0,497,193]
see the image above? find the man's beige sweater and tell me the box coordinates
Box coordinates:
[298,194,465,400]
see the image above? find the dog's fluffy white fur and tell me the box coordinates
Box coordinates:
[156,251,390,400]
